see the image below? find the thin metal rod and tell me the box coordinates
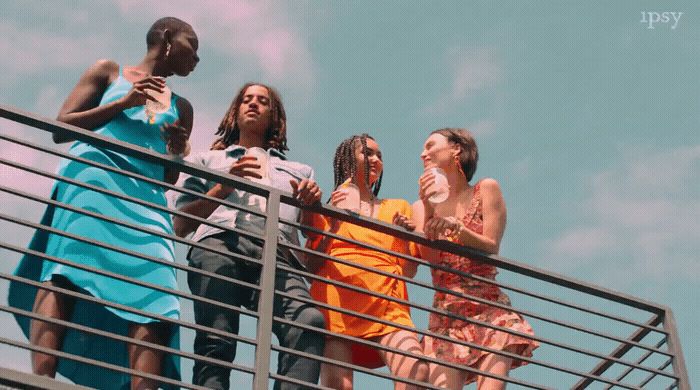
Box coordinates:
[271,341,550,390]
[604,337,668,389]
[1,243,260,320]
[638,358,673,388]
[0,304,256,375]
[0,132,268,218]
[0,183,266,254]
[0,336,206,390]
[272,290,668,388]
[280,242,670,356]
[284,218,667,336]
[267,373,335,390]
[252,190,281,390]
[0,155,267,243]
[1,212,261,292]
[573,314,664,389]
[0,272,258,347]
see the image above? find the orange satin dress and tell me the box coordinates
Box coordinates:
[307,199,419,368]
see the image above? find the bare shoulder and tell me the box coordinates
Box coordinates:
[87,59,119,82]
[478,177,502,194]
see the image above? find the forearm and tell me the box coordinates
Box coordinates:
[164,168,180,185]
[173,184,231,237]
[54,99,128,143]
[454,225,499,254]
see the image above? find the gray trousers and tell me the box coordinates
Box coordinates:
[187,234,325,390]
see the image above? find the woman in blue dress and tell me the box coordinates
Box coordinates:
[8,17,199,389]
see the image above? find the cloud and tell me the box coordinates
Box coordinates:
[420,47,503,124]
[0,22,114,87]
[540,144,700,285]
[115,0,316,92]
[448,47,503,101]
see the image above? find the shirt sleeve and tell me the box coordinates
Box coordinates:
[304,212,331,252]
[174,153,212,209]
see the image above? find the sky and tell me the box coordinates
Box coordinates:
[0,1,697,388]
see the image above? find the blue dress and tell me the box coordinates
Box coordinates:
[8,67,181,389]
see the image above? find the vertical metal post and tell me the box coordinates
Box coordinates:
[662,308,690,390]
[253,190,281,390]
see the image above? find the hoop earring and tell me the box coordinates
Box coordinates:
[455,156,465,176]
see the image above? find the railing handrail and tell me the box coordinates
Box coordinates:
[0,103,669,314]
[0,103,689,389]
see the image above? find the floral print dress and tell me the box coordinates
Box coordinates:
[423,181,539,384]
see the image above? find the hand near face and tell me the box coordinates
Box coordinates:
[392,212,416,231]
[424,216,462,241]
[418,170,438,202]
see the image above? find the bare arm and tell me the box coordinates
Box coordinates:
[451,178,506,254]
[163,97,193,184]
[55,59,165,143]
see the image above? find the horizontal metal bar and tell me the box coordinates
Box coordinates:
[285,217,668,336]
[282,242,671,357]
[0,367,90,390]
[267,373,335,390]
[604,337,668,389]
[638,358,673,388]
[1,243,260,320]
[0,304,256,375]
[271,340,549,390]
[0,104,274,199]
[0,104,669,315]
[0,336,206,390]
[271,288,661,388]
[1,212,261,293]
[0,184,264,266]
[0,132,268,218]
[0,155,268,245]
[0,272,258,348]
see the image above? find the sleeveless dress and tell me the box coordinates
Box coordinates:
[307,199,419,368]
[8,67,181,389]
[422,182,538,385]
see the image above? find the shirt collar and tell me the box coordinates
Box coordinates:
[224,144,287,160]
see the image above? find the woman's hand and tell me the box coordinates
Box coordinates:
[161,120,191,155]
[118,76,166,109]
[392,212,416,231]
[424,216,463,241]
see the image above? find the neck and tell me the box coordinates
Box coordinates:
[238,126,266,149]
[133,51,168,78]
[446,168,469,197]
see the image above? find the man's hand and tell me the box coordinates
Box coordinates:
[290,178,322,206]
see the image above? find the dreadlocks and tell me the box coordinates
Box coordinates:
[211,83,288,152]
[332,134,383,200]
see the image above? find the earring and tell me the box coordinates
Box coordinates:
[165,43,171,59]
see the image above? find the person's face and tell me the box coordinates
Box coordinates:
[168,28,200,76]
[236,85,273,134]
[354,138,383,186]
[420,133,458,170]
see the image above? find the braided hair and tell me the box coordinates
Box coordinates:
[332,134,383,200]
[211,83,288,152]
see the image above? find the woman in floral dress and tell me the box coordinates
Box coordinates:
[413,128,538,389]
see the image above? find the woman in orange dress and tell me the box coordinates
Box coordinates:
[306,134,428,390]
[414,128,538,389]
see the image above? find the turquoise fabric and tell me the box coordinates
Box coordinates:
[8,68,182,389]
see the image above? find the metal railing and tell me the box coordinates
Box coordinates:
[0,104,690,389]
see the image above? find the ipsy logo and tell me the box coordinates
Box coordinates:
[640,11,683,29]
